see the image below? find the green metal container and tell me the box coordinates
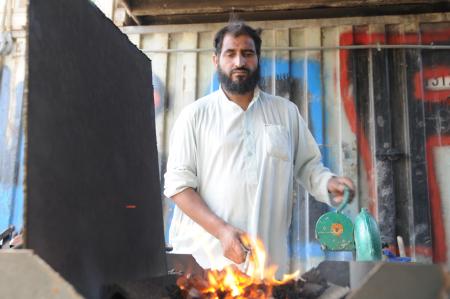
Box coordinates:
[315,188,355,251]
[354,208,382,261]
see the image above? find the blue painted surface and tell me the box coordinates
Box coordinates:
[0,66,12,232]
[290,59,328,166]
[10,81,25,232]
[0,66,25,234]
[211,72,219,93]
[290,241,324,260]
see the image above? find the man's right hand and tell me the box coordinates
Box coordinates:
[218,224,248,264]
[171,188,249,265]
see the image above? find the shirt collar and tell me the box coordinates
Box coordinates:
[218,85,261,109]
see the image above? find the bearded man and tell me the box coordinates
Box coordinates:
[164,22,354,275]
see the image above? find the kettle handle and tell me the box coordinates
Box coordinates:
[336,186,350,213]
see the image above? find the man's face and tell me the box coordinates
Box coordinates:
[213,33,260,94]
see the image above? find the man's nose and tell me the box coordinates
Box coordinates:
[234,54,245,67]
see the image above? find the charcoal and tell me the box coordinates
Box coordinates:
[272,280,298,299]
[166,284,184,299]
[301,267,327,287]
[301,282,327,298]
[215,290,229,299]
[273,280,328,299]
[168,265,332,299]
[297,266,328,298]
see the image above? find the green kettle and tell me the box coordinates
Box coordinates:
[354,207,382,261]
[315,187,382,261]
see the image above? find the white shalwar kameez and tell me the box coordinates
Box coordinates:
[164,87,334,276]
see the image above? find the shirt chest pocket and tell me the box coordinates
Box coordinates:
[264,124,291,161]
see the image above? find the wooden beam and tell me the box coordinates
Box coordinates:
[125,0,443,16]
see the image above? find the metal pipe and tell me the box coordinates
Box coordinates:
[141,44,450,54]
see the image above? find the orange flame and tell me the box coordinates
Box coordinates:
[176,235,299,298]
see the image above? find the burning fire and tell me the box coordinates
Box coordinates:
[176,235,300,299]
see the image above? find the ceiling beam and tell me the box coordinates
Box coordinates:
[125,0,445,17]
[121,1,450,25]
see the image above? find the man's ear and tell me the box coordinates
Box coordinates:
[212,54,219,69]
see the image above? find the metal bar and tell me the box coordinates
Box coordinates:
[354,41,374,209]
[141,44,450,54]
[371,39,397,245]
[404,45,433,263]
[388,38,415,263]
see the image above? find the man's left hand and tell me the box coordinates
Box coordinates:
[327,176,355,205]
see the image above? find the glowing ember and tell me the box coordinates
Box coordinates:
[176,235,300,299]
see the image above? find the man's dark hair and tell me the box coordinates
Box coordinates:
[213,22,262,58]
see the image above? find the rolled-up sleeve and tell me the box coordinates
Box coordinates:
[164,108,199,198]
[293,108,334,205]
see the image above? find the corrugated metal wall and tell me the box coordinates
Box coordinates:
[122,12,450,272]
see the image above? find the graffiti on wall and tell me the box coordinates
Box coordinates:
[418,38,450,264]
[339,26,450,263]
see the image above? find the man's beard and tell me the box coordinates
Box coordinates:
[218,65,260,95]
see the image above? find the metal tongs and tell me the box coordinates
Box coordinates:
[240,235,252,273]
